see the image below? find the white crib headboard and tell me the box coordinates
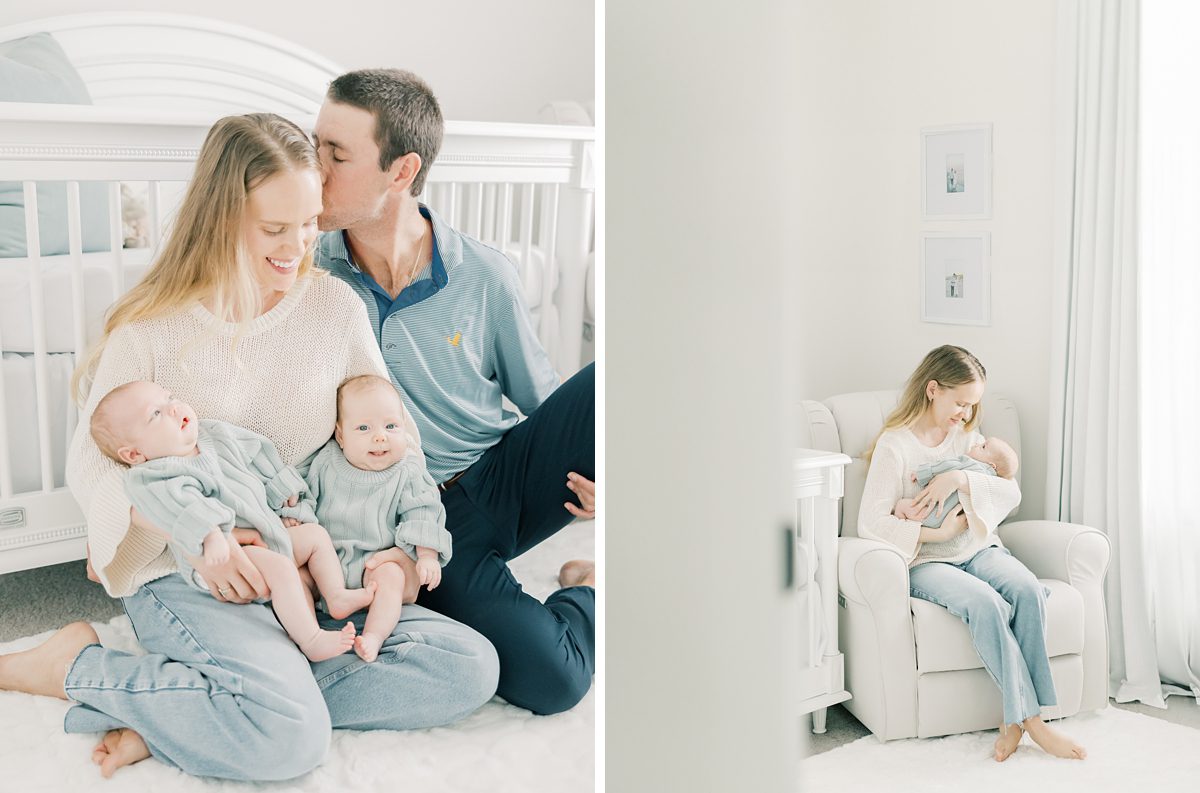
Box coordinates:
[0,12,341,113]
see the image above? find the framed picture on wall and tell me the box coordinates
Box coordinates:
[921,124,992,220]
[920,232,991,326]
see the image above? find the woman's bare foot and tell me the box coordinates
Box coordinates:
[92,728,151,778]
[558,559,596,588]
[325,582,377,620]
[993,723,1023,762]
[0,622,98,699]
[1023,716,1087,760]
[298,622,356,662]
[355,632,385,663]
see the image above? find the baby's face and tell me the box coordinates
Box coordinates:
[968,437,1008,467]
[335,386,409,471]
[111,381,199,464]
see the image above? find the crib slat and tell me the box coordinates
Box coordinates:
[539,184,562,354]
[149,181,163,246]
[0,215,9,497]
[470,183,484,239]
[67,182,88,366]
[108,182,125,299]
[518,183,536,300]
[499,184,513,252]
[482,184,497,245]
[447,183,460,229]
[22,183,57,494]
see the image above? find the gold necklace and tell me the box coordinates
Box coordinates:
[403,232,425,290]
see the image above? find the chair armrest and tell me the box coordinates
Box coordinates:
[998,519,1111,713]
[836,536,920,739]
[997,520,1111,588]
[838,536,911,606]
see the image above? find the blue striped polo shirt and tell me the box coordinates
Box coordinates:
[316,205,558,483]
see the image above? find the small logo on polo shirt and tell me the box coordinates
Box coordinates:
[447,332,462,347]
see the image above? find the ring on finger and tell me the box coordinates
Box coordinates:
[218,585,232,595]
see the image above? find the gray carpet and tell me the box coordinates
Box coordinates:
[806,698,1200,756]
[0,560,123,643]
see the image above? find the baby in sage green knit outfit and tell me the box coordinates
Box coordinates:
[304,374,452,662]
[89,380,375,662]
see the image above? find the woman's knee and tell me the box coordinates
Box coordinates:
[963,589,1012,625]
[218,692,331,780]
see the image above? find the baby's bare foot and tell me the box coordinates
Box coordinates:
[299,622,356,662]
[355,633,384,663]
[0,622,99,699]
[1025,719,1087,760]
[325,582,377,620]
[92,728,151,778]
[993,723,1023,762]
[558,559,596,588]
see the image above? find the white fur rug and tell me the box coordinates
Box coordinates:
[0,521,595,792]
[803,705,1200,792]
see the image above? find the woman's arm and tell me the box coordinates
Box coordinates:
[858,438,925,561]
[65,325,158,595]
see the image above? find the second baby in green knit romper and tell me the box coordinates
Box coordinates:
[304,374,452,662]
[89,380,376,663]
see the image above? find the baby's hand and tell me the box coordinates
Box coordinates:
[202,530,230,566]
[285,494,299,508]
[893,498,922,521]
[281,517,301,528]
[910,472,919,484]
[416,557,442,591]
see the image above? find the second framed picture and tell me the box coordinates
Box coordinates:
[920,232,991,326]
[921,124,992,220]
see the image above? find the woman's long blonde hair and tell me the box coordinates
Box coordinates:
[72,113,322,405]
[865,345,987,461]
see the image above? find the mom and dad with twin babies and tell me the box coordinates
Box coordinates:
[0,68,596,780]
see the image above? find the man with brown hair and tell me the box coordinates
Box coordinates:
[312,69,596,715]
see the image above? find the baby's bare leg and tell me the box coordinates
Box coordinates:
[242,545,355,662]
[355,561,406,663]
[288,523,375,619]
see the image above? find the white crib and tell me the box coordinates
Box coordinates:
[0,14,596,575]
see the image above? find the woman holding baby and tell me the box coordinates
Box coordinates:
[859,344,1086,763]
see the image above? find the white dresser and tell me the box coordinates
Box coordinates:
[793,448,852,733]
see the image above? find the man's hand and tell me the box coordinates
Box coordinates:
[565,472,595,519]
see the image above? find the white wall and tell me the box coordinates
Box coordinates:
[0,0,594,123]
[797,0,1057,520]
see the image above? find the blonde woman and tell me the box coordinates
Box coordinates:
[859,345,1086,762]
[0,114,498,781]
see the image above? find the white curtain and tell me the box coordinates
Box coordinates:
[1139,0,1200,701]
[1047,0,1165,707]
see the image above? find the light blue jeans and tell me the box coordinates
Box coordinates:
[908,545,1056,726]
[61,573,500,781]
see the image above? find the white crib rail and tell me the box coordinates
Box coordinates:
[0,103,595,574]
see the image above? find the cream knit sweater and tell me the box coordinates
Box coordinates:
[65,273,412,597]
[857,425,1021,567]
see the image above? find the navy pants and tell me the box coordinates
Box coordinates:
[417,362,596,714]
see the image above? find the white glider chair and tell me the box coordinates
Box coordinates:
[797,391,1111,740]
